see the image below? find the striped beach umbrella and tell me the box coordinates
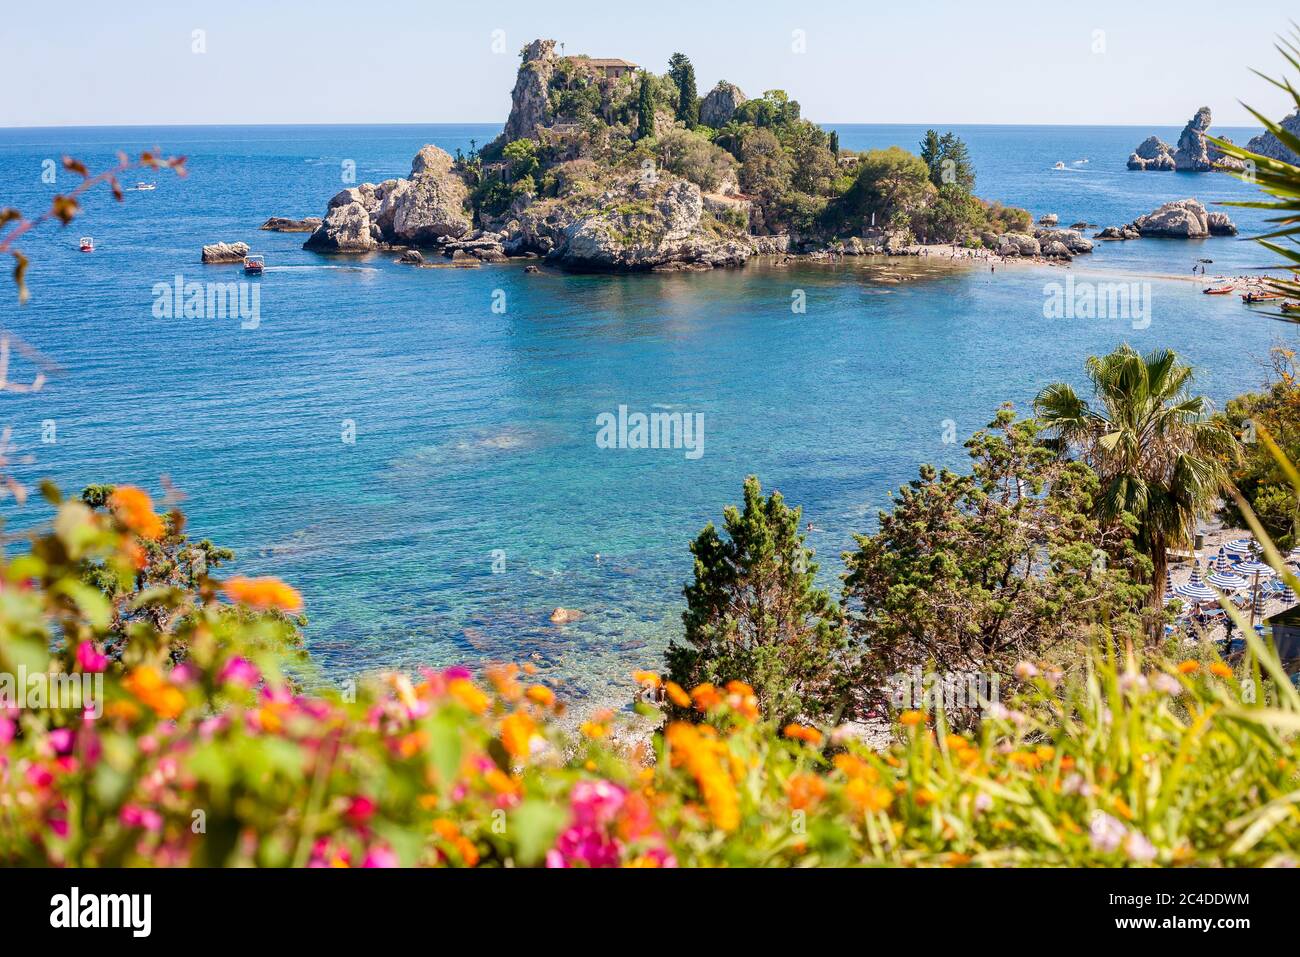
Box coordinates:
[1175,566,1219,603]
[1234,559,1276,577]
[1215,546,1233,573]
[1162,568,1178,605]
[1207,568,1248,591]
[1225,537,1255,556]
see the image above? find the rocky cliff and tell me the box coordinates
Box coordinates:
[699,81,746,128]
[1127,108,1242,172]
[502,39,559,142]
[1245,109,1300,165]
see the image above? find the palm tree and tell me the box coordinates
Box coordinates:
[1034,345,1239,609]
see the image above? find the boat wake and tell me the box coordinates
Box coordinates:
[262,265,379,273]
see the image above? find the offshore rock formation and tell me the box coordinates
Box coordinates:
[1130,199,1236,238]
[201,241,249,263]
[1245,110,1300,164]
[1127,135,1175,171]
[303,146,472,252]
[260,217,321,232]
[1128,108,1245,172]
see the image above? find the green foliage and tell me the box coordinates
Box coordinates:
[843,408,1146,718]
[733,89,801,129]
[1035,345,1238,609]
[667,53,699,127]
[655,129,735,192]
[665,476,847,724]
[919,129,976,191]
[501,138,540,183]
[636,73,655,140]
[839,146,933,227]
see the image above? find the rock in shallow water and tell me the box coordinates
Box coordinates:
[201,241,249,263]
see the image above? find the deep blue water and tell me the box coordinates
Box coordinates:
[0,123,1295,703]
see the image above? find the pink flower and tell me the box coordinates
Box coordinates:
[76,641,108,673]
[220,657,260,687]
[0,717,13,746]
[120,804,163,832]
[47,728,75,756]
[362,846,399,868]
[345,795,377,827]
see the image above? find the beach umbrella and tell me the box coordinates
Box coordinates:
[1283,581,1297,604]
[1174,566,1218,603]
[1225,537,1255,555]
[1207,568,1248,591]
[1233,559,1276,577]
[1162,568,1178,605]
[1288,545,1300,562]
[1215,546,1233,573]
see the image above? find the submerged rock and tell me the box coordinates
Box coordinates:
[549,607,584,624]
[260,216,322,232]
[201,241,249,263]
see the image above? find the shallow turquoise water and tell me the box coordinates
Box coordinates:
[1,124,1296,703]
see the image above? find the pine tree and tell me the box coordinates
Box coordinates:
[637,73,655,139]
[828,129,840,156]
[664,476,847,723]
[668,53,698,127]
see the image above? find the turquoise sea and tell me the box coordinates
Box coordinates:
[1,122,1296,704]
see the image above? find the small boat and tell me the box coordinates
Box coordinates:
[1053,161,1066,170]
[242,254,264,275]
[79,236,94,252]
[1203,285,1233,295]
[1242,290,1284,303]
[135,182,156,191]
[1282,301,1300,314]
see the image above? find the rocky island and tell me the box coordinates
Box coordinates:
[301,39,1038,271]
[1127,107,1244,172]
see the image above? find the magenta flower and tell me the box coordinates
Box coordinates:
[120,803,163,831]
[75,641,108,673]
[362,846,399,868]
[220,657,260,687]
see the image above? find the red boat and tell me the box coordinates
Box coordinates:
[243,255,264,275]
[79,236,94,252]
[1203,285,1233,295]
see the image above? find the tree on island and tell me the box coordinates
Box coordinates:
[667,53,699,128]
[1035,345,1238,615]
[637,72,655,139]
[665,476,847,724]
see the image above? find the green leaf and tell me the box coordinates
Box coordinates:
[510,800,568,866]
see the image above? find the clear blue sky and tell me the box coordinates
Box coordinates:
[4,0,1296,127]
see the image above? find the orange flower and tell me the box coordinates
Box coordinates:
[899,710,926,727]
[500,711,536,760]
[690,683,722,712]
[579,720,608,740]
[525,684,556,708]
[833,753,879,782]
[783,723,823,746]
[844,778,893,814]
[666,722,740,831]
[664,681,691,708]
[1209,662,1234,679]
[222,576,303,613]
[1177,660,1201,675]
[122,665,186,719]
[486,664,523,702]
[632,670,662,689]
[785,773,827,810]
[448,678,489,714]
[108,486,165,539]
